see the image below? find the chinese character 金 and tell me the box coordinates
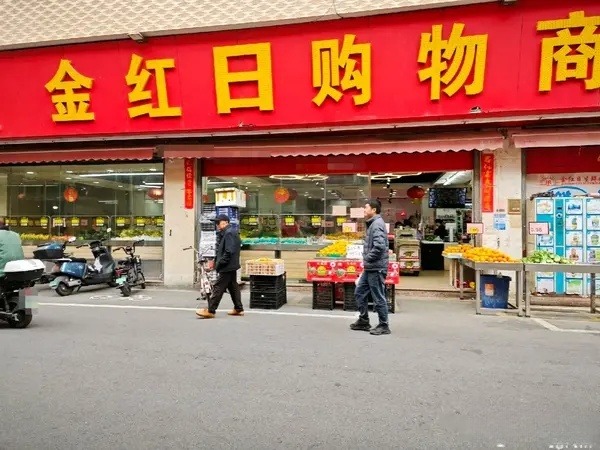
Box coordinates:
[213,43,274,114]
[418,23,488,101]
[45,59,95,122]
[312,34,372,106]
[126,54,182,118]
[538,10,600,92]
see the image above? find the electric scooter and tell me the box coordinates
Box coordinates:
[49,239,118,296]
[34,237,75,284]
[114,240,146,297]
[0,258,45,328]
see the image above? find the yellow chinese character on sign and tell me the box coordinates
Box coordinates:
[312,34,371,106]
[126,54,182,118]
[537,11,600,92]
[418,23,488,101]
[45,59,94,122]
[213,43,273,114]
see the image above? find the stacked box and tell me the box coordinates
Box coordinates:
[342,283,395,314]
[245,259,285,276]
[249,273,287,310]
[214,188,246,207]
[312,282,335,310]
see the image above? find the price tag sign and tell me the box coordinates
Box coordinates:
[95,217,105,227]
[346,244,363,259]
[155,217,164,227]
[311,216,322,227]
[135,217,146,227]
[466,223,484,234]
[116,217,126,227]
[19,217,29,227]
[71,217,80,227]
[40,217,49,227]
[284,216,295,226]
[528,222,549,235]
[336,217,346,226]
[342,222,357,233]
[53,218,65,227]
[248,216,259,226]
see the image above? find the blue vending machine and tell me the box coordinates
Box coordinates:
[534,197,600,296]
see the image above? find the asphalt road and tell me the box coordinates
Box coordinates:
[0,287,599,449]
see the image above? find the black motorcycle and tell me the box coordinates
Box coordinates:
[0,258,45,328]
[114,240,146,297]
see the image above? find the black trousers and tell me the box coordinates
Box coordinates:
[208,271,243,313]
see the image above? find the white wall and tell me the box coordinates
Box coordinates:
[162,158,196,287]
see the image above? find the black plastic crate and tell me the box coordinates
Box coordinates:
[200,222,216,232]
[201,203,216,213]
[250,290,286,310]
[216,206,240,220]
[250,273,286,293]
[312,281,335,310]
[342,283,395,314]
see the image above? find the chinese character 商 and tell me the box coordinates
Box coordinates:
[213,43,273,114]
[45,59,94,122]
[418,23,488,101]
[312,34,371,106]
[126,54,182,118]
[538,10,600,92]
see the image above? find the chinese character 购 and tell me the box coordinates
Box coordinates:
[213,42,274,114]
[418,23,488,100]
[126,54,182,118]
[312,34,371,106]
[45,59,94,122]
[538,10,600,92]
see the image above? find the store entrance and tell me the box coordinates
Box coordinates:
[202,168,473,291]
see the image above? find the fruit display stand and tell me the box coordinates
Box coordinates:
[523,263,600,316]
[442,244,474,289]
[459,259,525,316]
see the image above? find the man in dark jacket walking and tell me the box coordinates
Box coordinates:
[350,199,391,335]
[196,214,244,318]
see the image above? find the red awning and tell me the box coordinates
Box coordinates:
[162,132,505,159]
[513,127,600,148]
[0,147,155,164]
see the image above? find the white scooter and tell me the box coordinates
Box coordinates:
[0,259,45,328]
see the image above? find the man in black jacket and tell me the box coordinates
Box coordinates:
[350,199,391,335]
[196,214,244,319]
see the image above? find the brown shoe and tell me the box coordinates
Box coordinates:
[196,308,215,319]
[227,309,245,316]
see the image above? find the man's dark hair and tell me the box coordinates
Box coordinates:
[367,199,382,214]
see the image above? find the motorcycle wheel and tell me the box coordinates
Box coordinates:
[120,283,132,297]
[56,282,75,297]
[8,310,33,329]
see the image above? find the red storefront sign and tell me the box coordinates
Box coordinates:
[306,260,400,284]
[184,159,194,209]
[481,153,494,213]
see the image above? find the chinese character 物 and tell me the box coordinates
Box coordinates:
[213,43,274,114]
[418,23,488,101]
[45,59,95,122]
[312,34,371,106]
[538,11,600,92]
[126,54,182,118]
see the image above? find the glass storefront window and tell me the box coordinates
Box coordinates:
[0,162,164,241]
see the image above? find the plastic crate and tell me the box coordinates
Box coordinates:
[250,273,286,293]
[246,259,285,276]
[250,290,286,310]
[201,203,216,213]
[312,281,335,310]
[215,206,240,220]
[342,283,395,314]
[200,222,216,232]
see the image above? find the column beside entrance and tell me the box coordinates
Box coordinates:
[163,158,196,287]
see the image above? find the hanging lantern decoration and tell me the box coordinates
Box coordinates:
[63,186,79,203]
[287,189,298,202]
[407,185,425,200]
[147,188,164,200]
[17,192,26,200]
[274,187,290,204]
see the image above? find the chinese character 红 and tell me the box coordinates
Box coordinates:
[213,43,274,114]
[538,11,600,92]
[418,23,488,101]
[312,34,371,106]
[126,54,181,118]
[45,59,95,122]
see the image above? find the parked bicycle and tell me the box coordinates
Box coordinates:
[183,245,215,302]
[114,240,146,297]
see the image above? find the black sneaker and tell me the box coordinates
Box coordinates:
[370,324,391,335]
[350,318,371,331]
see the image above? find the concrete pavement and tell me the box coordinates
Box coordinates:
[0,286,598,449]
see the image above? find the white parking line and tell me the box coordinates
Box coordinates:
[38,302,354,319]
[532,317,600,335]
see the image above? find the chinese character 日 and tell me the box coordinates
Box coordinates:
[418,23,488,101]
[213,43,274,114]
[312,34,371,106]
[538,11,600,92]
[126,54,182,118]
[45,59,94,122]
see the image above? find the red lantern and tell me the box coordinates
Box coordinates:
[17,192,25,200]
[274,187,290,204]
[63,186,79,203]
[147,188,164,200]
[407,186,425,199]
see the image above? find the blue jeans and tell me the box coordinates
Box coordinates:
[354,270,388,325]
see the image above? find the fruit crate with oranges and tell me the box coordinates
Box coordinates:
[245,258,285,276]
[442,244,473,259]
[462,247,519,264]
